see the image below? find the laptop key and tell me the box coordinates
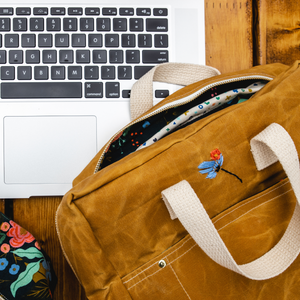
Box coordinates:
[85,8,100,16]
[153,8,168,16]
[0,18,10,31]
[106,82,119,98]
[134,66,154,79]
[5,34,19,47]
[0,8,13,15]
[68,8,83,15]
[59,50,73,63]
[80,18,94,31]
[51,66,65,79]
[34,66,48,80]
[51,8,66,15]
[119,8,134,16]
[43,50,57,63]
[13,18,27,31]
[68,66,82,79]
[1,66,14,80]
[142,50,168,63]
[105,34,119,47]
[1,82,82,98]
[17,66,32,80]
[16,8,31,15]
[85,82,103,98]
[96,18,110,31]
[146,19,168,32]
[64,18,77,31]
[30,18,44,31]
[126,50,140,63]
[22,34,36,47]
[47,18,61,31]
[92,50,107,63]
[130,18,143,31]
[55,34,69,47]
[85,65,99,79]
[137,8,151,16]
[38,34,52,47]
[26,50,40,63]
[33,8,48,15]
[9,50,23,64]
[101,66,115,79]
[102,8,117,16]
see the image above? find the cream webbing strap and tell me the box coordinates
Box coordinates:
[161,123,300,280]
[130,62,221,120]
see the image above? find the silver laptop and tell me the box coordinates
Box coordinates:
[0,0,205,198]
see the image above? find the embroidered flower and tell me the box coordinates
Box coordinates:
[1,222,10,232]
[7,221,35,248]
[0,258,8,271]
[198,149,242,183]
[198,150,224,179]
[0,243,10,254]
[9,264,20,275]
[210,148,221,161]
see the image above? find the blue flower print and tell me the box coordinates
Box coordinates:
[0,258,8,271]
[9,264,20,275]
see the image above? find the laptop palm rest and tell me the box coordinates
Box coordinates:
[4,116,97,185]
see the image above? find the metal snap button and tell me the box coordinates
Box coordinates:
[158,259,167,268]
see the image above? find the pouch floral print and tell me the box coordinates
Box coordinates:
[0,212,56,299]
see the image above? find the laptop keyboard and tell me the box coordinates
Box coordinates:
[0,6,170,100]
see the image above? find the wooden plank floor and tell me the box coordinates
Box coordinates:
[2,0,299,299]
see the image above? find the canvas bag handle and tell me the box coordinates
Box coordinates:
[161,123,300,280]
[130,62,221,120]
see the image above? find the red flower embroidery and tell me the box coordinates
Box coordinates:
[210,149,221,161]
[7,221,35,248]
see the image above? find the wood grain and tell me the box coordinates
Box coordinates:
[13,198,87,300]
[205,0,254,73]
[254,0,300,65]
[0,200,5,213]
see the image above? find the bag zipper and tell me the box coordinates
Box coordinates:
[94,74,274,173]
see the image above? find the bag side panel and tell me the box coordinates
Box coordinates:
[56,195,133,300]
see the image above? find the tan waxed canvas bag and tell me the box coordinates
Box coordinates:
[56,61,300,299]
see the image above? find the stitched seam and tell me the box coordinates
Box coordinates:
[127,267,163,290]
[169,244,197,265]
[217,188,293,232]
[213,180,289,225]
[126,243,197,290]
[123,236,193,284]
[166,257,192,300]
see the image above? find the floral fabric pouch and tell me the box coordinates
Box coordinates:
[0,212,57,300]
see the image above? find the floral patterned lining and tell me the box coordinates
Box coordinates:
[0,212,56,299]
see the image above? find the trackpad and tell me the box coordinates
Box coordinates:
[4,116,97,184]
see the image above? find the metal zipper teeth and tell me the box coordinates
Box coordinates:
[94,74,274,173]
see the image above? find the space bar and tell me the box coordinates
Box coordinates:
[1,82,82,99]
